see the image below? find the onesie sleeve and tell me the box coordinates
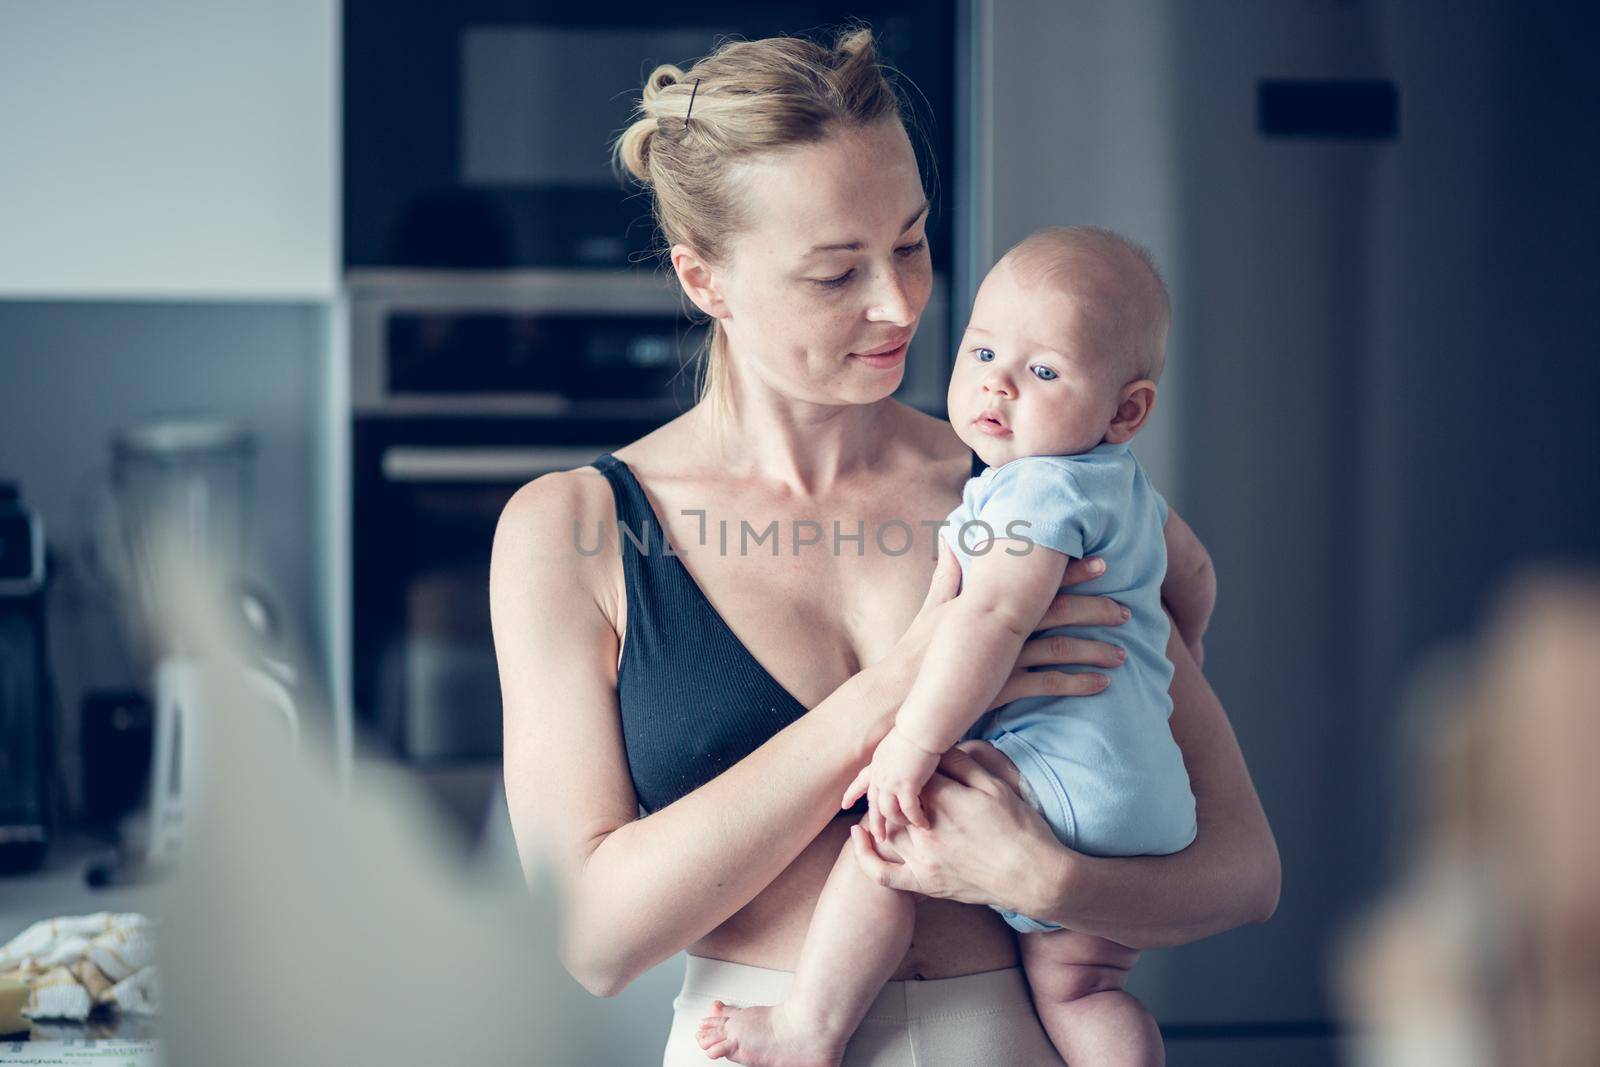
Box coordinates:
[968,458,1100,560]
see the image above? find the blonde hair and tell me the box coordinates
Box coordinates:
[610,25,918,414]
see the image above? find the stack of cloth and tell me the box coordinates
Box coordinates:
[0,913,159,1025]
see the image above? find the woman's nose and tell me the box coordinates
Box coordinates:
[866,263,917,326]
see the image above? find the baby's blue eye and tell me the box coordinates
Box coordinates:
[1031,365,1058,381]
[974,347,995,362]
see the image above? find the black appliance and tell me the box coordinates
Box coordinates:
[350,270,708,760]
[80,690,154,831]
[343,2,957,273]
[0,483,53,873]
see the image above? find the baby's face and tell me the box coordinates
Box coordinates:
[948,267,1122,466]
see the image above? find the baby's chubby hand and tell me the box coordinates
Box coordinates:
[842,727,943,836]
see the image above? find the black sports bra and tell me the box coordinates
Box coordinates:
[589,450,986,813]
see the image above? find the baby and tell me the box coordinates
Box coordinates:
[699,227,1200,1067]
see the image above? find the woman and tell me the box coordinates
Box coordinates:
[492,27,1278,1064]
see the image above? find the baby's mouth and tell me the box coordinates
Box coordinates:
[973,411,1012,436]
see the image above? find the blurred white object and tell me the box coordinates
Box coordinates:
[100,416,299,867]
[144,522,634,1066]
[0,912,159,1021]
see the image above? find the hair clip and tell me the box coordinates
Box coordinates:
[685,78,702,126]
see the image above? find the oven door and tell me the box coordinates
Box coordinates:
[352,419,658,761]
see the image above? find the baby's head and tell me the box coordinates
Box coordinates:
[949,227,1170,466]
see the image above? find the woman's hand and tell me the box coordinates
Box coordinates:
[857,628,1280,950]
[848,743,1068,915]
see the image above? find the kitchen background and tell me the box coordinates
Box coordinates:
[1,1,1596,1064]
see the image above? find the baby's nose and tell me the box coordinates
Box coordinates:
[981,373,1015,397]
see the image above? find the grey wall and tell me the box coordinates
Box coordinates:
[978,0,1599,1059]
[0,301,324,809]
[975,0,1184,498]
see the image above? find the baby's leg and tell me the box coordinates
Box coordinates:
[1021,928,1162,1066]
[697,834,915,1067]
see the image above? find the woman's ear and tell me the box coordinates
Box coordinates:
[1105,379,1158,444]
[670,243,731,320]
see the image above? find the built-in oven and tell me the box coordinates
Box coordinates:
[349,269,948,762]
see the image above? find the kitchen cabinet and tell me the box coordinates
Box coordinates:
[0,1,337,300]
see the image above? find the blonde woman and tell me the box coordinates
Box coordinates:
[492,27,1279,1065]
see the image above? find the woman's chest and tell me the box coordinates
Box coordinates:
[641,478,955,709]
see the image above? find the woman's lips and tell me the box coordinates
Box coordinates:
[849,340,909,369]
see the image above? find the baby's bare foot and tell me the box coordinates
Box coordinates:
[695,999,845,1067]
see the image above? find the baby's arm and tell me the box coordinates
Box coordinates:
[848,539,1069,830]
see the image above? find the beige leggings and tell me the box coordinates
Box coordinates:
[662,955,1065,1066]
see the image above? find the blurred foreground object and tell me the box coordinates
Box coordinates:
[1339,571,1600,1067]
[145,521,627,1065]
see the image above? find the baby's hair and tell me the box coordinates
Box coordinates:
[999,226,1172,383]
[610,25,928,414]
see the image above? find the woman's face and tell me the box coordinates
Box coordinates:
[708,118,933,406]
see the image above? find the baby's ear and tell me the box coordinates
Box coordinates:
[1106,380,1158,443]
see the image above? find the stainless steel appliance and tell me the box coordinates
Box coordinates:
[350,269,949,762]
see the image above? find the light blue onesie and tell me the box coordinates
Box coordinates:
[940,440,1197,933]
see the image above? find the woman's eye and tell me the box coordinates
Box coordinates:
[1031,365,1058,381]
[973,347,995,362]
[896,238,927,258]
[814,269,855,290]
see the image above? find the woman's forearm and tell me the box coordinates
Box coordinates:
[562,666,895,994]
[1017,623,1280,948]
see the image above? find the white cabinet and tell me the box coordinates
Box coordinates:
[0,2,337,300]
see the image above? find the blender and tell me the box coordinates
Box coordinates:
[94,416,297,878]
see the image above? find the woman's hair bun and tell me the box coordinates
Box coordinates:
[611,63,693,186]
[645,63,686,104]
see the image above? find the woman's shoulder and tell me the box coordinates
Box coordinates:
[499,408,697,535]
[491,464,619,591]
[498,465,613,540]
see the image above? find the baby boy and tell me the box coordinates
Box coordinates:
[699,227,1201,1067]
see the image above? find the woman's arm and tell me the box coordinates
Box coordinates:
[852,617,1280,950]
[496,474,1128,995]
[496,471,887,996]
[1021,626,1280,945]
